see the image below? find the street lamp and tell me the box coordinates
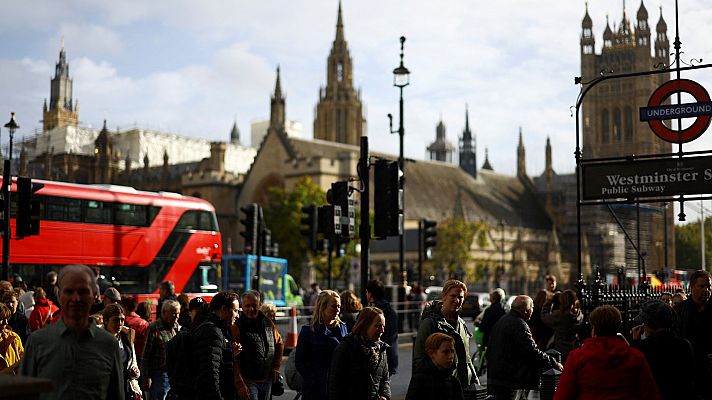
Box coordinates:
[389,36,410,283]
[2,112,19,280]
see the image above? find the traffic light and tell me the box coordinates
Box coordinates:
[374,160,403,239]
[16,177,43,238]
[326,181,354,239]
[240,203,258,254]
[300,204,318,251]
[422,219,437,260]
[317,205,341,238]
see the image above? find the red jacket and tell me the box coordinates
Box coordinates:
[125,311,149,358]
[28,299,59,332]
[554,336,661,400]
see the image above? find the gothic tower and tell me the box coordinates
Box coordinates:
[313,1,365,145]
[580,1,670,159]
[43,43,79,131]
[579,1,674,272]
[459,106,477,178]
[427,119,454,163]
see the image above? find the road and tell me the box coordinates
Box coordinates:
[273,325,543,400]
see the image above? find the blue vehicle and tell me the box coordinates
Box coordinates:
[222,254,303,307]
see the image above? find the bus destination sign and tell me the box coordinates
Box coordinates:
[582,155,712,200]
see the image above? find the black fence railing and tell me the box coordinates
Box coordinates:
[576,266,683,338]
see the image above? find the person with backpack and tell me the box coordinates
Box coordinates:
[194,291,239,400]
[166,297,210,399]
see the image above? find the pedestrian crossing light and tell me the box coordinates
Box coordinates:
[240,203,259,254]
[422,219,437,260]
[300,204,318,251]
[374,159,403,239]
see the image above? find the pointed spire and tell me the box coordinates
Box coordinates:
[230,120,240,144]
[517,127,526,178]
[545,136,553,174]
[656,6,667,31]
[582,2,592,29]
[274,65,283,100]
[335,0,344,43]
[463,104,472,141]
[482,148,493,170]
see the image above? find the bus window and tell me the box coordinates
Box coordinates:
[85,200,113,224]
[45,196,82,222]
[184,262,221,293]
[115,203,148,226]
[197,211,218,231]
[176,211,198,230]
[261,261,284,303]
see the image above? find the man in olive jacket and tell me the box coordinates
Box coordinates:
[487,295,562,400]
[413,280,478,388]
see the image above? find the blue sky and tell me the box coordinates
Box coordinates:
[0,0,710,221]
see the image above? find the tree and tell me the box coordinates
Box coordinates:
[675,216,712,270]
[263,177,326,282]
[429,216,479,278]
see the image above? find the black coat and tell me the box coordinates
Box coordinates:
[194,313,234,400]
[487,310,557,390]
[479,302,505,347]
[328,335,390,400]
[405,358,463,400]
[632,330,699,400]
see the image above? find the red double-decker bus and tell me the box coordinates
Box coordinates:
[1,178,222,294]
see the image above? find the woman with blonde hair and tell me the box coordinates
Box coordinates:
[295,290,348,400]
[542,289,583,363]
[0,303,24,374]
[339,290,363,332]
[329,307,390,400]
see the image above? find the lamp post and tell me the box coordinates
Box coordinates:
[2,112,19,280]
[389,36,410,283]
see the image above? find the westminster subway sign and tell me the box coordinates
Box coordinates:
[582,155,712,200]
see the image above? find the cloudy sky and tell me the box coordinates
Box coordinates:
[0,0,710,221]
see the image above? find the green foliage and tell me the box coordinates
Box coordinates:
[262,177,364,286]
[430,216,479,276]
[263,177,326,280]
[675,216,712,270]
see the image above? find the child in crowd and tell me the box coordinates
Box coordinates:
[405,332,464,400]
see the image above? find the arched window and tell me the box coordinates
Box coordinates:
[613,108,622,141]
[601,109,610,144]
[624,107,634,141]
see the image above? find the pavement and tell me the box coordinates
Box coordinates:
[272,320,544,400]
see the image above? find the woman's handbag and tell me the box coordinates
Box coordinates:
[272,373,285,396]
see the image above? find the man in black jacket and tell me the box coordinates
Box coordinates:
[367,279,399,375]
[631,299,696,400]
[232,290,283,400]
[195,291,240,400]
[674,270,712,400]
[487,295,562,400]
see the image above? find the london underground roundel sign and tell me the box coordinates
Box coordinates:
[640,79,712,143]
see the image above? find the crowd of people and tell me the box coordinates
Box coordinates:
[0,267,710,400]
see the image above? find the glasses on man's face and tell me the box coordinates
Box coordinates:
[110,317,125,323]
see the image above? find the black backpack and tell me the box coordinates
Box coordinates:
[166,328,197,393]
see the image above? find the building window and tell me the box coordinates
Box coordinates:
[613,108,622,142]
[624,107,634,141]
[601,110,610,144]
[337,63,343,82]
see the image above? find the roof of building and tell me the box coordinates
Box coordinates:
[282,133,551,231]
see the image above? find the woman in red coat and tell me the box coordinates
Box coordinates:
[28,288,59,332]
[554,305,660,400]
